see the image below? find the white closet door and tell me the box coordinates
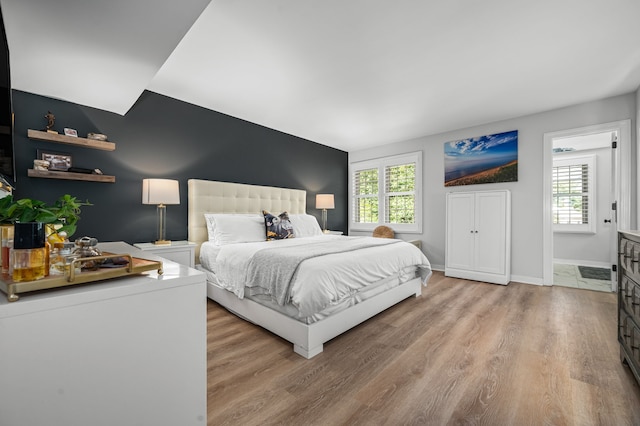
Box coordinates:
[474,191,507,275]
[445,192,475,271]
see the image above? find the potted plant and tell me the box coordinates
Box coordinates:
[0,194,90,274]
[45,194,91,239]
[0,194,91,239]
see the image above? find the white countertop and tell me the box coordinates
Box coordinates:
[0,241,205,317]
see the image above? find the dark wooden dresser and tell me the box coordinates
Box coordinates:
[618,230,640,385]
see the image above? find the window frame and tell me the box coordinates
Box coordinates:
[552,153,596,234]
[350,151,422,233]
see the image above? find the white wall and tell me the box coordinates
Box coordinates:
[349,93,636,284]
[637,86,640,226]
[552,146,611,265]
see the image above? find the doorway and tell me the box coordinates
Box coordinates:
[551,131,613,291]
[543,120,632,291]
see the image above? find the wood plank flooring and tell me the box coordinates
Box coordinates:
[207,272,640,425]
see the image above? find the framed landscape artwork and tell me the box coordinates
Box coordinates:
[444,130,518,186]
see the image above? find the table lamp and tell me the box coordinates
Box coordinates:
[142,178,180,245]
[316,194,335,233]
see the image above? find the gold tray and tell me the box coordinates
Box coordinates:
[0,253,163,302]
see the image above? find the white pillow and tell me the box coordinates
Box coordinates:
[289,214,323,238]
[204,214,265,246]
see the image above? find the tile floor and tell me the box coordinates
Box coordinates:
[553,263,613,292]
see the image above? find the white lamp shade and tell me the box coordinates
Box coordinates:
[142,179,180,205]
[316,194,335,209]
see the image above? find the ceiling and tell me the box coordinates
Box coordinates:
[2,0,640,152]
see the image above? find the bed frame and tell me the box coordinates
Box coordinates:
[188,179,422,358]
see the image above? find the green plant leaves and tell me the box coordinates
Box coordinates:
[0,194,91,237]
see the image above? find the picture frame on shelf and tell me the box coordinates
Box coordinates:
[64,128,78,137]
[37,149,72,171]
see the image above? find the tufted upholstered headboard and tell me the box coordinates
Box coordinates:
[188,179,307,262]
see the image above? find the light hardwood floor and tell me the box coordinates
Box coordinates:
[207,272,640,425]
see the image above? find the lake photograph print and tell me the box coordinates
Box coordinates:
[444,130,518,186]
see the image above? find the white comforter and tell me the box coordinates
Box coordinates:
[200,235,432,317]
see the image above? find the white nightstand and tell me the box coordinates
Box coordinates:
[407,239,422,249]
[133,241,196,267]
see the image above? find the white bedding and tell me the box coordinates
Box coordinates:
[198,265,418,324]
[199,235,432,317]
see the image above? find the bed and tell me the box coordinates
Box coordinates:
[188,179,432,358]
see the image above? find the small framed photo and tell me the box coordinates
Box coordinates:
[64,128,78,137]
[37,149,72,171]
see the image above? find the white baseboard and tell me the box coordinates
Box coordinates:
[553,258,611,269]
[431,264,445,272]
[434,266,543,286]
[510,274,545,286]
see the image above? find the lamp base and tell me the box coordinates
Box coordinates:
[321,208,328,233]
[154,240,172,246]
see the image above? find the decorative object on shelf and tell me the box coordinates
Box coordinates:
[86,132,108,141]
[67,167,95,174]
[72,236,103,270]
[37,149,72,171]
[44,111,57,134]
[63,128,78,137]
[0,174,13,195]
[315,193,334,233]
[33,159,49,171]
[142,178,180,245]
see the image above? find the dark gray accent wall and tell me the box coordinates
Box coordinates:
[11,90,348,244]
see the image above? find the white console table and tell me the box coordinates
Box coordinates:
[0,242,207,426]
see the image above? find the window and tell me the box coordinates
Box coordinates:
[351,152,422,233]
[552,154,596,233]
[353,168,378,223]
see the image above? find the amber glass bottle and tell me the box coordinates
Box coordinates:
[0,224,13,275]
[12,222,46,282]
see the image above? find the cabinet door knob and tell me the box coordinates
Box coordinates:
[604,219,612,223]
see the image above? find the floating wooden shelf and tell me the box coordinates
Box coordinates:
[28,169,115,183]
[28,129,116,151]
